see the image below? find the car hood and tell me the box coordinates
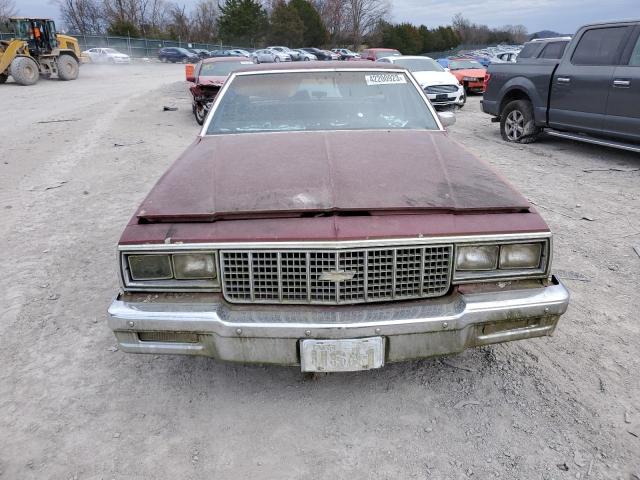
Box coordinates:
[412,71,460,86]
[451,68,485,78]
[196,75,227,86]
[136,130,530,222]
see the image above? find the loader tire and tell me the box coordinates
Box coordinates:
[57,54,79,80]
[10,57,39,86]
[0,72,7,84]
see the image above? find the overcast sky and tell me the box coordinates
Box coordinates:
[18,0,640,34]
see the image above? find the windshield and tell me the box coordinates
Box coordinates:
[392,58,444,72]
[200,61,252,76]
[206,71,438,135]
[104,48,120,54]
[449,60,483,70]
[375,50,401,59]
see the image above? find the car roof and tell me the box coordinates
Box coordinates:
[232,61,406,74]
[385,55,435,61]
[201,56,251,64]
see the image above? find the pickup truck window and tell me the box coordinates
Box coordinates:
[539,41,568,59]
[572,26,630,66]
[517,43,538,59]
[629,35,640,66]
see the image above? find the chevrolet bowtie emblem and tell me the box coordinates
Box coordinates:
[318,270,356,282]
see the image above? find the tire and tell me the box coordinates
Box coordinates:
[458,91,466,109]
[0,72,7,84]
[304,57,310,61]
[274,56,280,63]
[57,55,79,81]
[194,103,207,125]
[10,57,39,85]
[500,100,541,144]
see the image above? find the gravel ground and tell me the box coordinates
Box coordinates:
[0,63,638,480]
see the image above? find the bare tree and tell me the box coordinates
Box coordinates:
[57,0,104,34]
[346,0,388,48]
[191,0,218,43]
[167,3,190,41]
[504,24,528,43]
[0,0,17,21]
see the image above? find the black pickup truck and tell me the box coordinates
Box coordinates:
[482,21,640,152]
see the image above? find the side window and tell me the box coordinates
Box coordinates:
[629,35,640,66]
[572,27,630,65]
[539,41,568,59]
[517,43,538,59]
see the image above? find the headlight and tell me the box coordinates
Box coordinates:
[173,253,217,279]
[454,240,549,282]
[128,254,173,280]
[456,245,499,271]
[122,251,220,291]
[499,243,542,269]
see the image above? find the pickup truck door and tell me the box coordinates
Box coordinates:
[549,25,633,135]
[603,26,640,142]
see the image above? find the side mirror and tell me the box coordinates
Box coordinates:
[438,111,456,128]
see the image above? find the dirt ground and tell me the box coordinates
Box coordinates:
[0,63,638,480]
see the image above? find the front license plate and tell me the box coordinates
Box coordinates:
[436,93,448,100]
[300,337,384,372]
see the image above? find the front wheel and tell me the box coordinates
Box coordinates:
[57,55,79,80]
[500,100,540,144]
[303,57,310,61]
[274,57,280,63]
[10,57,39,85]
[0,72,7,84]
[458,91,466,108]
[194,103,207,125]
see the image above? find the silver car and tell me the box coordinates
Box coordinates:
[268,46,301,61]
[294,49,317,61]
[251,49,291,63]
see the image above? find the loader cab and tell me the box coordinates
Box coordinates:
[10,18,59,54]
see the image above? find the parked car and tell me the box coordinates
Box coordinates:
[158,47,198,63]
[359,48,401,61]
[268,46,301,61]
[189,48,210,59]
[300,47,332,60]
[483,20,640,150]
[82,47,131,64]
[437,58,486,93]
[226,49,252,57]
[186,56,253,125]
[294,48,317,61]
[208,49,231,58]
[331,48,360,60]
[108,62,569,372]
[251,48,291,63]
[377,55,465,109]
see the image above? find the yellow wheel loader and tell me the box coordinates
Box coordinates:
[0,18,82,86]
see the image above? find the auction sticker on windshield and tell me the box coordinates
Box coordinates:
[365,73,407,86]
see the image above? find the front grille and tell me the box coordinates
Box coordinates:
[425,84,458,94]
[220,246,453,304]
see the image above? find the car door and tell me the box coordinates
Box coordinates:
[603,25,640,142]
[549,25,633,134]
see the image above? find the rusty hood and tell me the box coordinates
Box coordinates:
[136,130,531,222]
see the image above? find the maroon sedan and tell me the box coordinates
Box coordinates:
[109,62,569,372]
[186,56,253,124]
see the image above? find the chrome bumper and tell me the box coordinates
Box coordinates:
[107,277,569,366]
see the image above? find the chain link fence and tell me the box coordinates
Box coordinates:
[0,32,251,58]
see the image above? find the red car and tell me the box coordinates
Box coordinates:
[358,48,401,61]
[109,62,569,372]
[440,57,487,93]
[186,56,253,124]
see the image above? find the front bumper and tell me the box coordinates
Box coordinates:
[107,277,569,366]
[426,86,465,107]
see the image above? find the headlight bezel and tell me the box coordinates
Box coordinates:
[452,238,551,283]
[120,250,221,292]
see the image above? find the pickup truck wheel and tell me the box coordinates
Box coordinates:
[500,100,540,144]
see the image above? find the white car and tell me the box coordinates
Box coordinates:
[294,49,317,61]
[377,55,465,109]
[82,48,132,64]
[251,49,291,63]
[268,46,301,61]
